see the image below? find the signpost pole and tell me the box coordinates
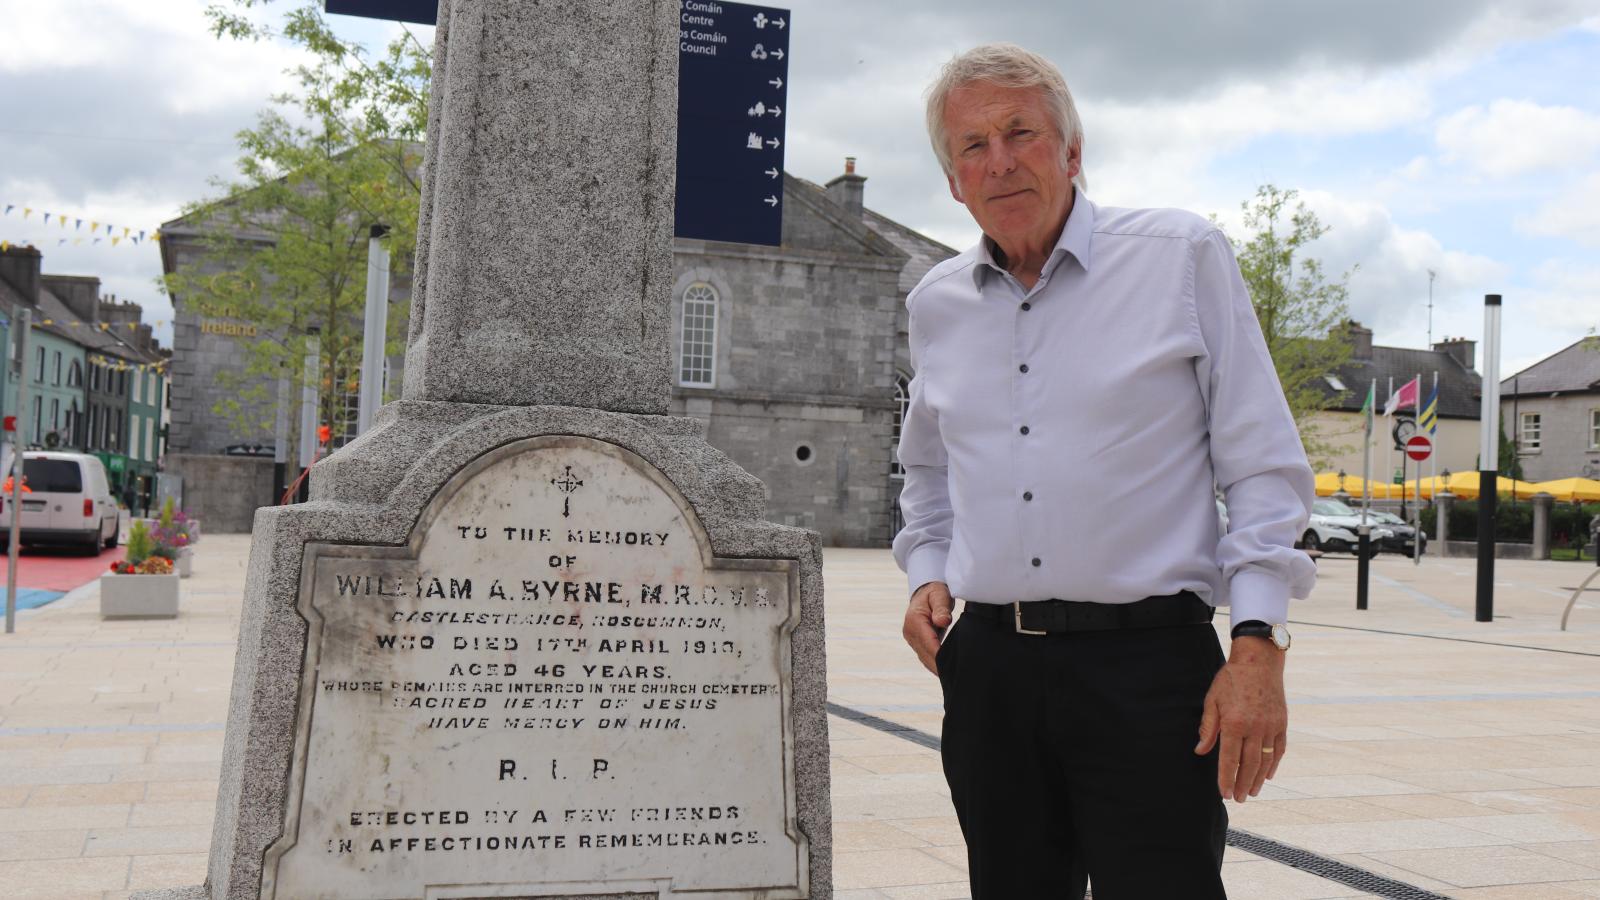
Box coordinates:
[6,309,32,635]
[356,224,390,437]
[297,329,320,504]
[273,366,290,503]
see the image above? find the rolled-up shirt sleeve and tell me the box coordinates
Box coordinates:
[892,307,953,596]
[1191,229,1317,626]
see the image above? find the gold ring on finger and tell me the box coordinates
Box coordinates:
[1260,747,1274,754]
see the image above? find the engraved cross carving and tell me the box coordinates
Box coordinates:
[551,466,585,518]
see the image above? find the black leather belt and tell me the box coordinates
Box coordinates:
[960,591,1214,635]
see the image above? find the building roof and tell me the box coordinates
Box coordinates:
[1319,345,1483,419]
[31,285,88,346]
[784,171,958,293]
[860,207,960,295]
[1501,337,1600,396]
[34,284,156,363]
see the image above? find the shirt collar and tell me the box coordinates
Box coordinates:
[972,191,1095,289]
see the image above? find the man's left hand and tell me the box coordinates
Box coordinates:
[1194,639,1287,802]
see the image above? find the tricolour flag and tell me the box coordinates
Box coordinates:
[1419,382,1439,434]
[1361,380,1375,437]
[1384,375,1419,416]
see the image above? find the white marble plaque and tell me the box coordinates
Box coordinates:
[263,436,807,899]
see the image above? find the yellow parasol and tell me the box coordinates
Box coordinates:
[1428,471,1545,501]
[1313,472,1388,498]
[1526,477,1600,504]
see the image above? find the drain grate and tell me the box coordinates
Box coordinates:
[828,701,1453,900]
[1225,829,1451,898]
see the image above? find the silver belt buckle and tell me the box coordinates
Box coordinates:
[1014,601,1047,636]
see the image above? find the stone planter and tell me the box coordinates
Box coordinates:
[177,547,193,579]
[100,573,180,619]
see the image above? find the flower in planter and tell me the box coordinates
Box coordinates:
[136,556,174,575]
[109,560,138,575]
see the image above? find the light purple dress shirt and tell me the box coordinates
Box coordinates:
[892,194,1316,626]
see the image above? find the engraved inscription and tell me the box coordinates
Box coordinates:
[263,437,806,899]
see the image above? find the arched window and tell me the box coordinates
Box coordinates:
[678,283,717,388]
[891,371,911,479]
[67,360,83,388]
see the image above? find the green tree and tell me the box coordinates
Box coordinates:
[163,2,430,458]
[1221,185,1355,467]
[1497,421,1525,481]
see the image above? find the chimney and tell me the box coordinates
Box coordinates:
[1434,336,1475,371]
[825,156,866,219]
[0,245,42,305]
[99,297,144,329]
[1336,319,1373,360]
[42,275,102,327]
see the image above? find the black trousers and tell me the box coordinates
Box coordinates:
[937,606,1230,899]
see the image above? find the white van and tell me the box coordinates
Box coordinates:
[0,451,122,553]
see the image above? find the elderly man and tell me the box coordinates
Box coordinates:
[894,43,1315,898]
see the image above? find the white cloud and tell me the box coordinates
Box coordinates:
[1290,192,1508,343]
[1516,172,1600,248]
[1522,259,1600,332]
[0,0,316,347]
[1436,99,1600,175]
[1087,72,1432,213]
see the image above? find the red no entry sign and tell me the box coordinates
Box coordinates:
[1406,435,1433,461]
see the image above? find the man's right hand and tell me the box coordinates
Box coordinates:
[903,581,954,675]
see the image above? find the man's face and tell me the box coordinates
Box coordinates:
[943,81,1080,248]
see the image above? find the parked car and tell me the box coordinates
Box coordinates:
[1369,510,1427,558]
[0,451,122,554]
[1300,499,1390,557]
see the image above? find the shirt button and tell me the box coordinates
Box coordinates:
[1019,364,1029,373]
[1023,491,1033,501]
[1019,425,1030,435]
[1031,557,1042,567]
[1021,302,1032,311]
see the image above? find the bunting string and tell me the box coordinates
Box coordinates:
[1,201,162,252]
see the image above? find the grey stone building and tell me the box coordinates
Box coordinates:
[1500,337,1600,482]
[1309,321,1485,477]
[160,160,956,543]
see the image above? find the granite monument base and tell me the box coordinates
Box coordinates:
[135,400,831,900]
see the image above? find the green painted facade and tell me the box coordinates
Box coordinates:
[21,326,88,450]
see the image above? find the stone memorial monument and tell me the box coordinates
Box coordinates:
[137,1,831,897]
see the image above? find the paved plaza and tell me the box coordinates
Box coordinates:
[2,536,1599,898]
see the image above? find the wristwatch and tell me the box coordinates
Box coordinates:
[1230,620,1291,651]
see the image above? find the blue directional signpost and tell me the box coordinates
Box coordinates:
[324,0,439,25]
[324,0,791,247]
[675,1,790,246]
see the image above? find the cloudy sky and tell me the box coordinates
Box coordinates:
[1,0,1596,379]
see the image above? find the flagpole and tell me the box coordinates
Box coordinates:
[1358,378,1375,611]
[1414,371,1422,566]
[1427,370,1438,561]
[1386,375,1395,499]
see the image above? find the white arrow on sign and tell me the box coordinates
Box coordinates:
[767,105,782,117]
[766,137,780,149]
[765,168,780,179]
[769,77,783,89]
[772,48,784,61]
[774,17,786,29]
[764,195,779,207]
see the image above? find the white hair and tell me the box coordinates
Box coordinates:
[925,43,1087,193]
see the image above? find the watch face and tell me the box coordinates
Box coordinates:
[1270,624,1292,651]
[1395,420,1417,442]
